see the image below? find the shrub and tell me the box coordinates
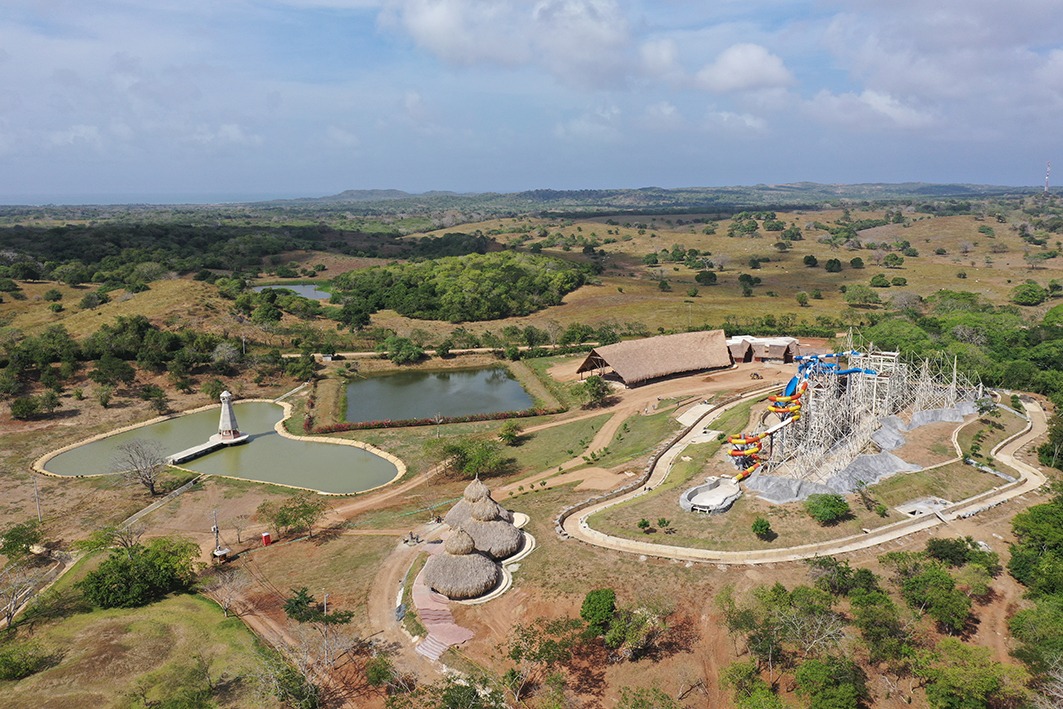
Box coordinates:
[803,255,819,267]
[752,517,772,540]
[805,494,851,525]
[0,643,55,681]
[1011,282,1048,306]
[581,589,617,636]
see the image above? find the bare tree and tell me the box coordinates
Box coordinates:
[203,566,251,617]
[1034,661,1063,709]
[230,515,250,544]
[113,439,166,496]
[0,564,47,627]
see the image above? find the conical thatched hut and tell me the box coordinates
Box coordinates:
[444,478,514,529]
[423,528,501,600]
[460,498,525,561]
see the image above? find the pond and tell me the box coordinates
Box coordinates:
[345,367,534,423]
[252,283,331,300]
[43,402,398,494]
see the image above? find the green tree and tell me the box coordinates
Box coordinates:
[575,375,611,408]
[283,586,354,625]
[89,353,135,387]
[844,284,881,306]
[824,258,842,273]
[378,336,425,364]
[883,253,905,268]
[794,656,867,709]
[580,588,617,636]
[795,291,810,307]
[76,537,200,608]
[803,255,819,267]
[918,638,1031,709]
[9,396,40,420]
[804,494,851,525]
[497,420,523,446]
[752,517,772,540]
[0,520,44,562]
[1011,281,1048,306]
[849,257,865,269]
[695,270,717,286]
[615,686,681,709]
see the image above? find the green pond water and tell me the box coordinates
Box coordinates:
[43,402,397,494]
[345,367,534,423]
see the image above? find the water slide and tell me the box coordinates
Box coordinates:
[727,351,876,482]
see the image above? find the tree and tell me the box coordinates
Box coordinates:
[1012,282,1049,306]
[0,521,43,562]
[844,284,881,306]
[575,375,611,408]
[9,397,40,420]
[204,566,250,617]
[824,258,842,273]
[498,420,523,446]
[580,588,617,636]
[883,253,905,268]
[283,587,354,625]
[794,656,867,709]
[0,565,47,627]
[435,438,513,479]
[76,537,200,608]
[637,519,651,533]
[721,661,785,709]
[257,494,329,538]
[803,255,819,267]
[113,439,166,496]
[795,291,810,307]
[616,686,682,709]
[804,494,851,525]
[918,638,1031,709]
[378,336,425,364]
[849,257,865,269]
[139,383,169,414]
[752,517,772,540]
[95,384,114,408]
[901,565,971,633]
[503,618,580,702]
[695,270,717,286]
[89,353,135,387]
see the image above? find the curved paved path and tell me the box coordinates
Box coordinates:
[562,397,1050,565]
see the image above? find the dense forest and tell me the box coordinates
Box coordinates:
[329,252,589,322]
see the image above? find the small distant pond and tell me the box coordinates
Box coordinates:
[43,402,397,494]
[253,283,331,300]
[345,367,534,423]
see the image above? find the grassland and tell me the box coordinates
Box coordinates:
[0,556,275,709]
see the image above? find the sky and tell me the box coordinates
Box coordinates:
[2,0,1063,203]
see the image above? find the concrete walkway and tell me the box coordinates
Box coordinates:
[411,543,475,662]
[562,397,1050,565]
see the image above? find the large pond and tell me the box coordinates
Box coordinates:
[252,283,330,300]
[345,367,534,423]
[43,402,398,494]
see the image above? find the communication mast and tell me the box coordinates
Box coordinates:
[1046,161,1052,196]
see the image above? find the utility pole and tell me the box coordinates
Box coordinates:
[33,475,42,523]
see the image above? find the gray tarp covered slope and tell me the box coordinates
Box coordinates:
[577,330,733,385]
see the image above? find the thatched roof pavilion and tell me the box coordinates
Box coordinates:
[727,335,797,363]
[423,528,502,600]
[444,478,514,529]
[461,498,525,560]
[576,330,733,386]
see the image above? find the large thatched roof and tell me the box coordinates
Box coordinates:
[444,480,514,528]
[462,519,524,560]
[728,335,797,362]
[423,528,502,600]
[577,330,733,385]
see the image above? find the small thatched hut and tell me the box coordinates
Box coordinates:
[422,528,501,600]
[444,478,514,529]
[461,498,525,560]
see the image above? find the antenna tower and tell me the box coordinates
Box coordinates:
[1046,161,1052,196]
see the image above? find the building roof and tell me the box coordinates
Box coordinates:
[727,335,798,360]
[423,528,502,600]
[577,330,732,385]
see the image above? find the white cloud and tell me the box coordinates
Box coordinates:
[696,43,793,93]
[326,125,360,148]
[554,105,621,141]
[639,38,683,81]
[642,101,683,130]
[48,124,103,149]
[188,123,262,146]
[806,89,935,131]
[380,0,631,86]
[706,110,766,133]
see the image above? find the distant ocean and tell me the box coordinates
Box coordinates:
[0,192,312,206]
